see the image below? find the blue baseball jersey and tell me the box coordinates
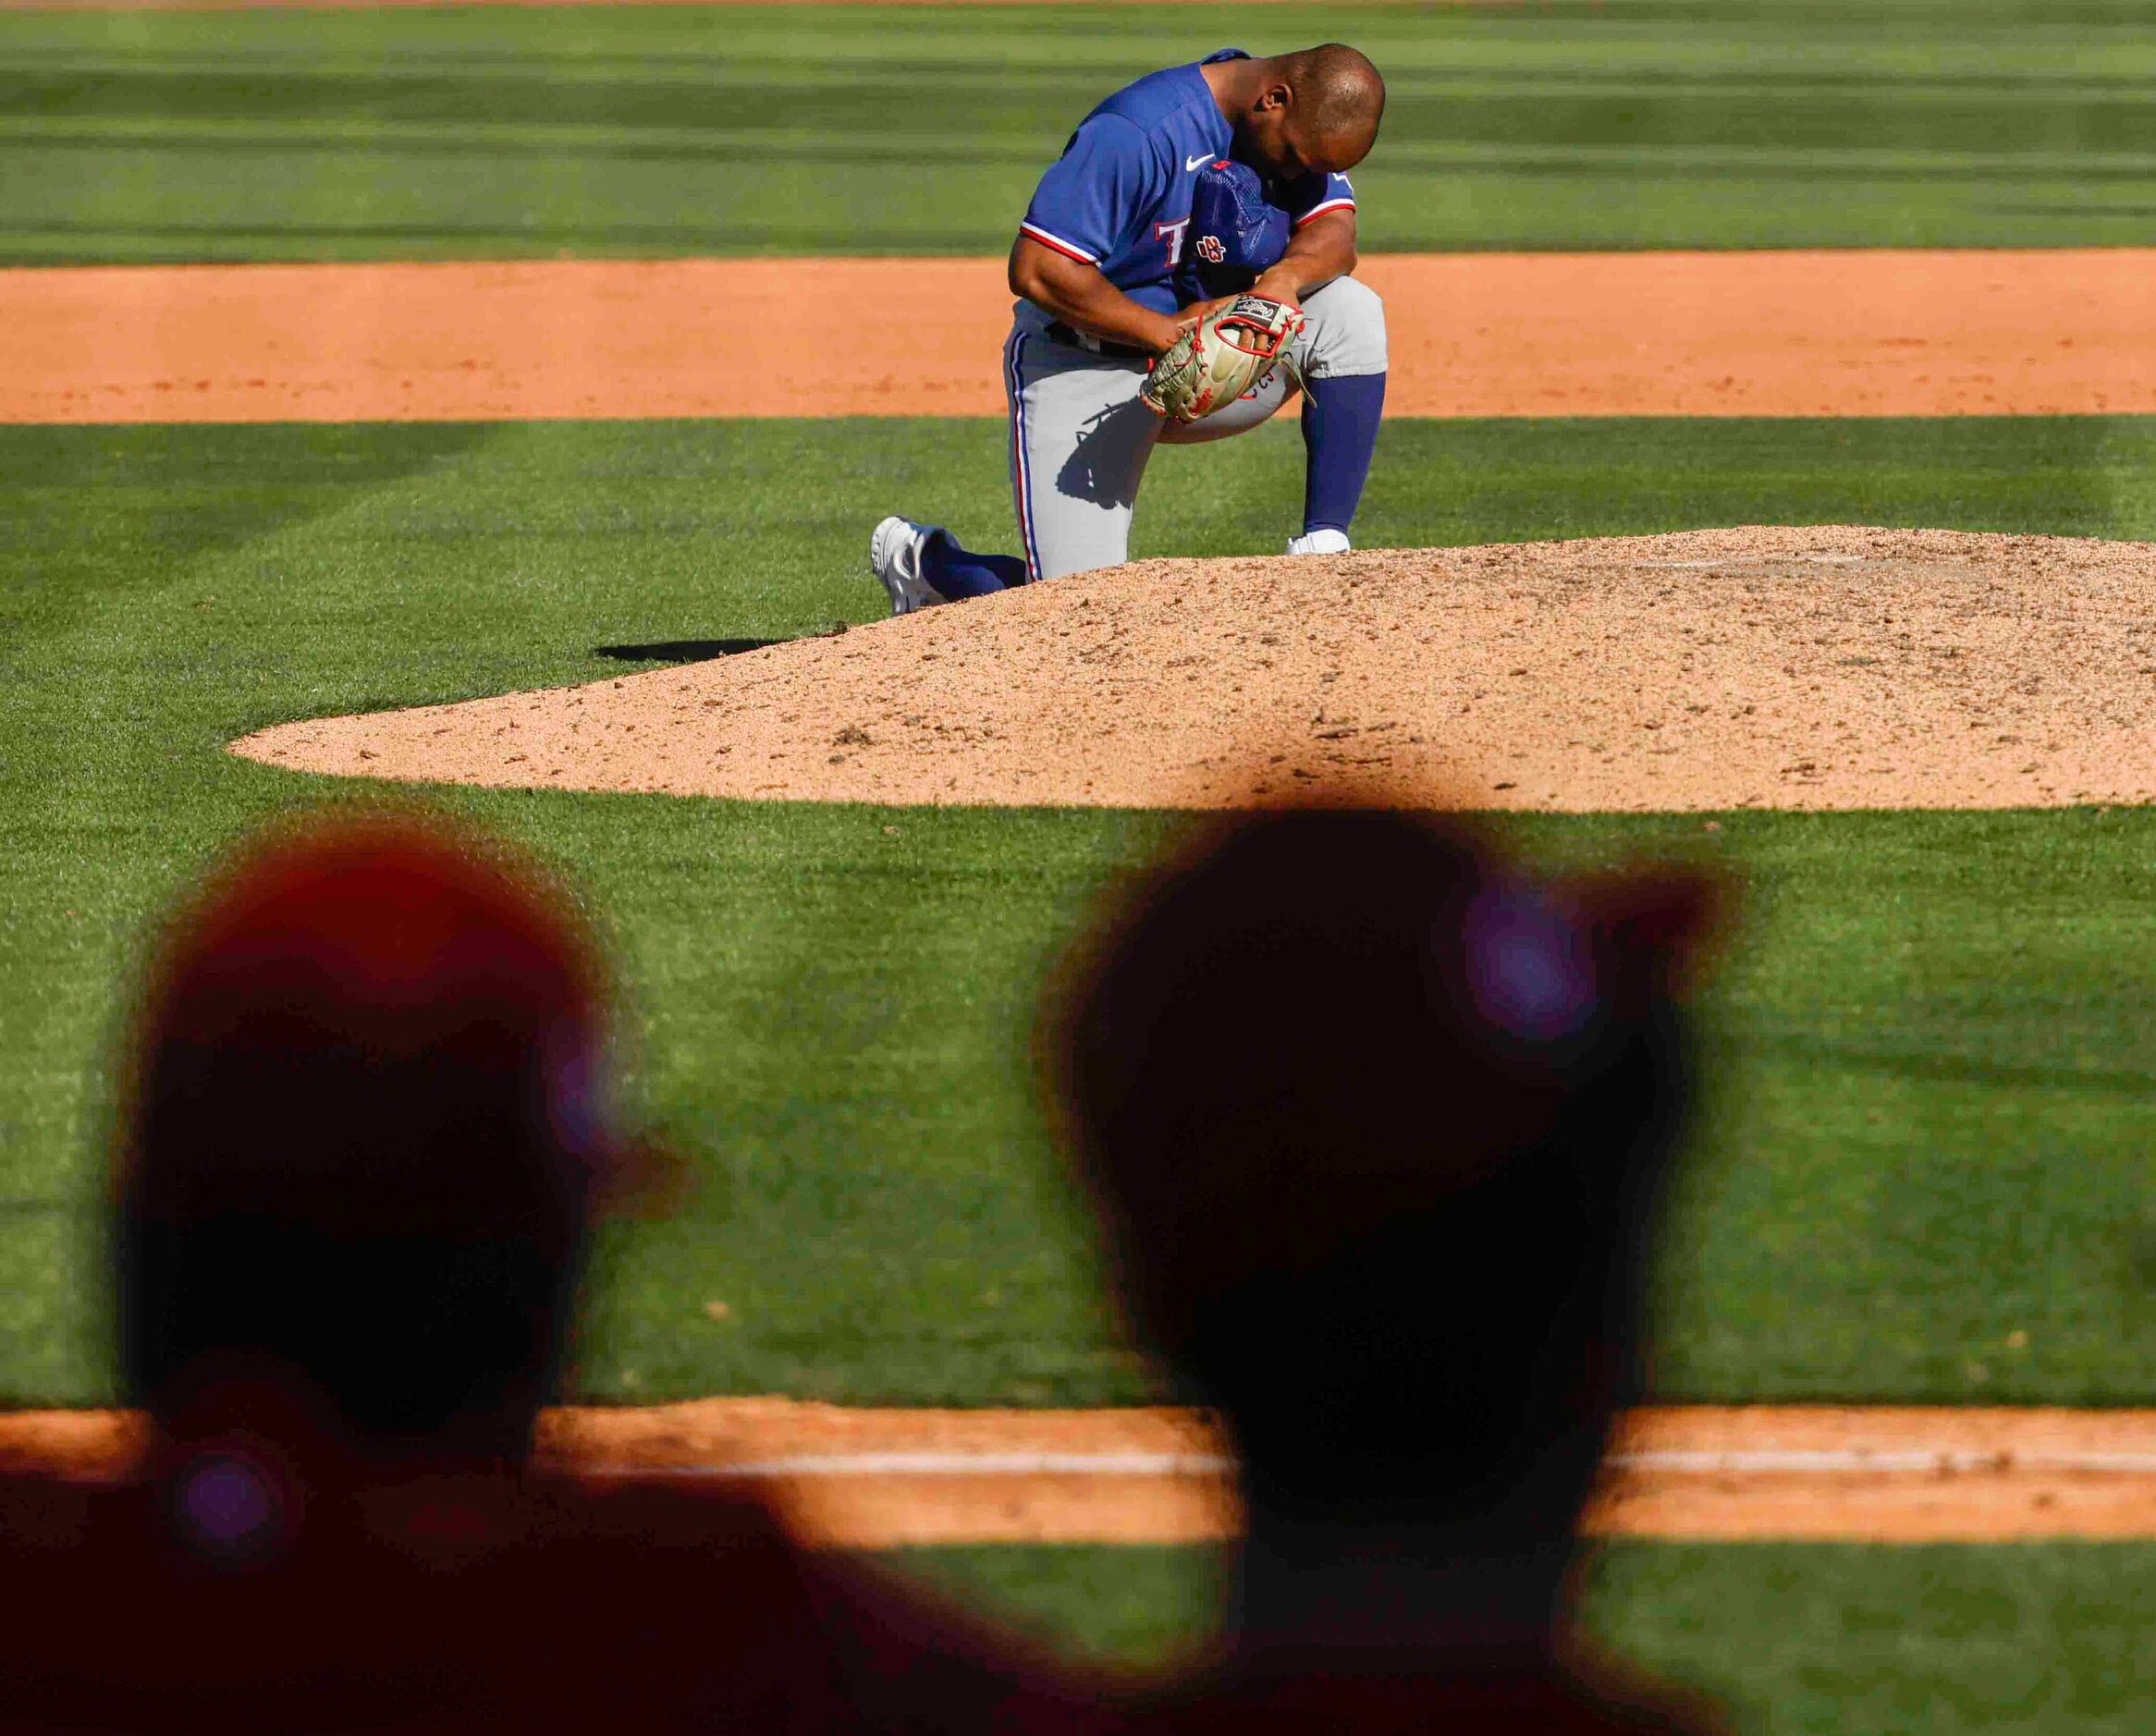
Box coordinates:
[1018,49,1358,317]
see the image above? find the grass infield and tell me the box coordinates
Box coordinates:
[6,413,2156,1411]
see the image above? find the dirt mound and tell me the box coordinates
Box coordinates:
[232,527,2156,812]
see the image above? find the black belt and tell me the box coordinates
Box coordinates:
[1046,321,1152,361]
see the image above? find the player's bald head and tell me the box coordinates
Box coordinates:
[1280,43,1385,164]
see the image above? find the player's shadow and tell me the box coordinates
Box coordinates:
[593,639,781,665]
[1060,401,1156,508]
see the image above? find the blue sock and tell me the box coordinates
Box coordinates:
[1299,372,1387,536]
[920,530,1028,602]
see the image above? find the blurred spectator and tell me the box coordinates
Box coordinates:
[116,809,613,1481]
[1044,804,1723,1733]
[0,810,1075,1734]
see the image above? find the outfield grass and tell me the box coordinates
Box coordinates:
[6,412,2156,1408]
[6,0,2156,262]
[899,1541,2156,1732]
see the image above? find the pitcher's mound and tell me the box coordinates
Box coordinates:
[232,527,2156,812]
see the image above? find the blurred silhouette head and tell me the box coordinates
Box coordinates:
[116,811,610,1470]
[1047,805,1712,1543]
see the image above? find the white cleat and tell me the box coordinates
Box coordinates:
[1286,528,1352,556]
[869,515,948,616]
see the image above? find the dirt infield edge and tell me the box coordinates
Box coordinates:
[9,1402,2156,1545]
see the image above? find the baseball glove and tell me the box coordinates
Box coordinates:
[1140,293,1305,424]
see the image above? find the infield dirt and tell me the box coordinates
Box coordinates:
[7,1403,2156,1545]
[8,250,2154,423]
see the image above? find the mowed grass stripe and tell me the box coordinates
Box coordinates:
[4,413,2156,1410]
[6,1,2156,262]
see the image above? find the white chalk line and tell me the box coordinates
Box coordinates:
[577,1451,1237,1480]
[568,1447,2156,1482]
[1616,1449,2156,1475]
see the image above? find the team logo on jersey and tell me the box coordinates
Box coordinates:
[1195,234,1226,264]
[1154,216,1190,267]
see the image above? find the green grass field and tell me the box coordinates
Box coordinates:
[906,1541,2156,1731]
[6,0,2156,260]
[7,5,2156,1727]
[10,413,2156,1409]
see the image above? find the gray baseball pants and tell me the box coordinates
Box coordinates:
[1001,275,1390,582]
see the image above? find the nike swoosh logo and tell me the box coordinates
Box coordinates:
[1186,152,1217,172]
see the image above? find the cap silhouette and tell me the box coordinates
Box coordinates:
[1046,804,1721,1731]
[116,810,610,1475]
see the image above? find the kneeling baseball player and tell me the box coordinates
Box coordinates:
[871,43,1390,613]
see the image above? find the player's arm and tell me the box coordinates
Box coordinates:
[1249,207,1357,306]
[1009,235,1184,354]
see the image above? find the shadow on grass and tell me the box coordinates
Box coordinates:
[594,639,781,664]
